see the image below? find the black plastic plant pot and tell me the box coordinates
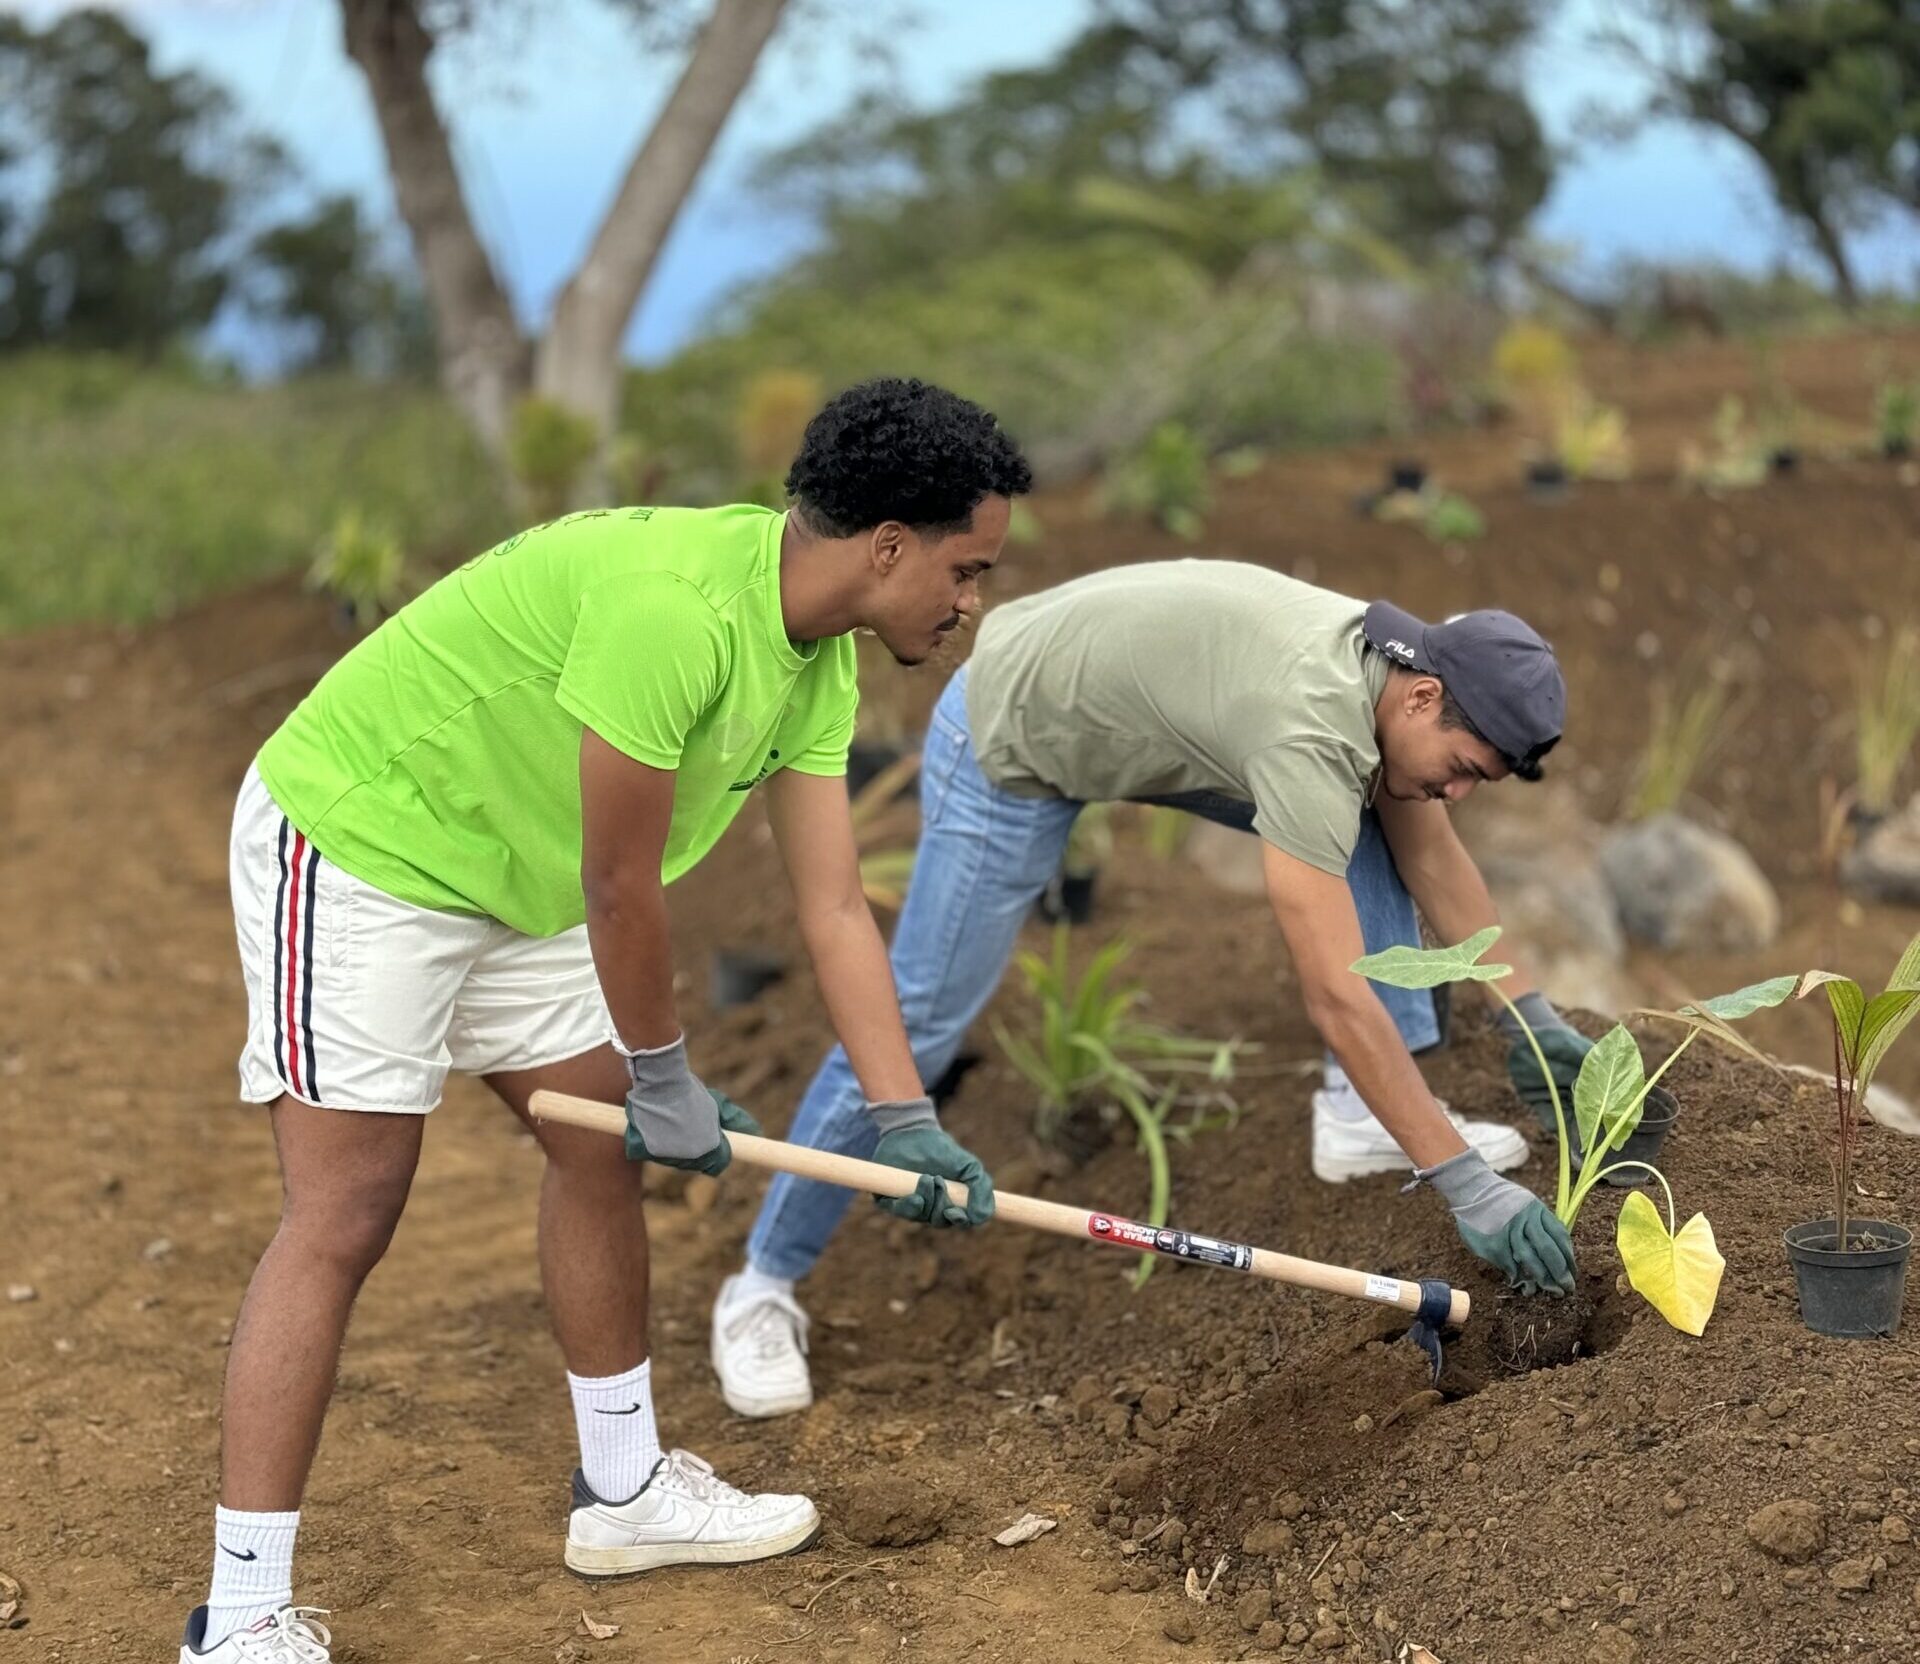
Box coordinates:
[1884,437,1913,460]
[1783,1219,1912,1339]
[709,948,786,1011]
[1037,871,1097,926]
[1387,458,1428,493]
[1770,446,1800,476]
[1525,459,1568,499]
[1601,1098,1678,1186]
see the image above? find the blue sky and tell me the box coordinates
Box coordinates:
[18,0,1920,364]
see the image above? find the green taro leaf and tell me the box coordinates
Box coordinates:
[1351,926,1510,990]
[1799,972,1867,1062]
[1575,1024,1648,1156]
[1857,988,1920,1099]
[1691,975,1798,1021]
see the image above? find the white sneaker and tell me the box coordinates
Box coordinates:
[180,1606,331,1661]
[1310,1090,1529,1183]
[565,1449,820,1577]
[711,1274,813,1419]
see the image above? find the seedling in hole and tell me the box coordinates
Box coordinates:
[1351,928,1791,1333]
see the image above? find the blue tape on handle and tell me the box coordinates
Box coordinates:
[1405,1278,1457,1384]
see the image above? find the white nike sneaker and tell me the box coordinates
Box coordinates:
[180,1605,331,1661]
[1310,1090,1529,1183]
[565,1449,820,1577]
[711,1273,813,1419]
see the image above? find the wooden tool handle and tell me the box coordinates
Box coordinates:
[529,1089,1469,1327]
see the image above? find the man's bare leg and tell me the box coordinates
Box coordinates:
[486,1044,647,1378]
[219,1098,423,1507]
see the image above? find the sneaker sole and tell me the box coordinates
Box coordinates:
[565,1511,822,1579]
[1312,1129,1530,1184]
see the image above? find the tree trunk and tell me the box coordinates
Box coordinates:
[532,0,790,434]
[341,0,530,459]
[1803,203,1860,311]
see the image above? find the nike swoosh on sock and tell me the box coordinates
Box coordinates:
[220,1545,259,1561]
[592,1402,643,1416]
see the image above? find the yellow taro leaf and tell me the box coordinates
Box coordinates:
[1616,1190,1724,1336]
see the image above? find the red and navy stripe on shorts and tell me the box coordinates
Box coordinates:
[270,818,321,1099]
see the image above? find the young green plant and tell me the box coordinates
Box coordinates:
[995,929,1244,1286]
[1852,624,1920,818]
[1793,931,1920,1249]
[1351,928,1792,1333]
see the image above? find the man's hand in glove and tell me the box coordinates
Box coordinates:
[1418,1148,1576,1296]
[621,1034,762,1176]
[869,1097,995,1228]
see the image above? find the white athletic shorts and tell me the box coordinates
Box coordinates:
[229,762,615,1112]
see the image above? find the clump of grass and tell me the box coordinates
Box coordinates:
[1876,379,1918,458]
[1422,492,1486,543]
[1854,624,1920,817]
[1679,396,1769,492]
[510,397,599,520]
[1628,653,1748,820]
[309,509,408,631]
[1102,421,1210,539]
[994,929,1246,1285]
[1552,390,1632,481]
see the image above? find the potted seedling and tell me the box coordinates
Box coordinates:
[1352,928,1793,1335]
[1781,932,1920,1338]
[1875,379,1916,460]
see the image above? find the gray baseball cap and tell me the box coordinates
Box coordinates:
[1362,600,1565,779]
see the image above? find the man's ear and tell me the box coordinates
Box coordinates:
[1404,675,1443,718]
[869,520,907,576]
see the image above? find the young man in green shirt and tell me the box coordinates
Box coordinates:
[714,561,1623,1418]
[185,379,1028,1663]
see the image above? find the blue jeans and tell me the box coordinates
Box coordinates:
[744,666,1438,1280]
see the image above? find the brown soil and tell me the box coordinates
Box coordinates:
[5,331,1920,1664]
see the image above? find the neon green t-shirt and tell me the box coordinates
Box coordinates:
[256,504,858,936]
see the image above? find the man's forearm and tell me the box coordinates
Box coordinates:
[797,900,924,1105]
[1313,991,1469,1169]
[584,875,682,1051]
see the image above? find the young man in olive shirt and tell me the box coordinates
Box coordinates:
[714,561,1590,1418]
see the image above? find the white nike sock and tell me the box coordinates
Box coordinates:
[569,1358,662,1503]
[204,1506,298,1648]
[1320,1059,1374,1123]
[730,1264,795,1304]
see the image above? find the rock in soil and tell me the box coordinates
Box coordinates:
[842,1473,950,1546]
[1163,1611,1196,1644]
[1599,812,1779,952]
[1746,1500,1827,1563]
[1842,794,1920,906]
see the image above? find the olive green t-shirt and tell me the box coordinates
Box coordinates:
[256,505,858,936]
[966,560,1389,875]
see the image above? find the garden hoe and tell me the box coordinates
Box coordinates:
[529,1089,1471,1379]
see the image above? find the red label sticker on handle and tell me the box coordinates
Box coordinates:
[1088,1213,1254,1271]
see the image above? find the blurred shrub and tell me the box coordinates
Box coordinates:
[1679,396,1769,492]
[735,369,821,499]
[1423,493,1486,543]
[1492,320,1577,394]
[309,509,407,631]
[510,397,599,521]
[1875,379,1918,456]
[621,241,1402,495]
[1102,421,1210,539]
[0,354,504,634]
[1553,391,1632,480]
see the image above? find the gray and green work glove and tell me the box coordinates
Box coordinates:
[620,1034,762,1176]
[869,1097,995,1228]
[1418,1148,1576,1296]
[1498,993,1675,1167]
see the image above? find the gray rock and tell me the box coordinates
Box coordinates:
[1600,812,1779,952]
[1843,796,1920,905]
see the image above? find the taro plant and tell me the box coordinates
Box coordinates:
[1792,932,1920,1249]
[1352,927,1793,1334]
[1679,396,1768,492]
[1422,492,1486,545]
[995,929,1245,1286]
[1551,389,1632,482]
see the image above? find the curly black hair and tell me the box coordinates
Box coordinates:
[785,377,1032,538]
